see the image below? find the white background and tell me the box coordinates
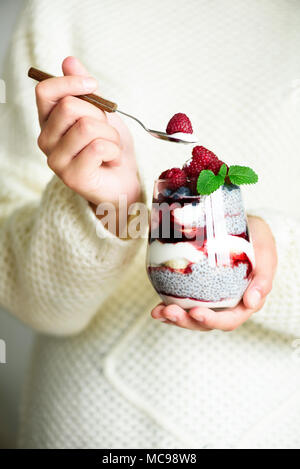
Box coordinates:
[0,0,34,449]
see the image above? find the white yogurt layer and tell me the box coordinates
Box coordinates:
[148,240,205,265]
[173,202,206,227]
[168,132,199,143]
[148,235,255,268]
[160,294,241,310]
[207,235,255,268]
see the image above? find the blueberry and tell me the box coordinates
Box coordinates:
[222,184,239,192]
[161,188,172,197]
[171,186,191,199]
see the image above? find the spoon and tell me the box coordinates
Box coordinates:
[28,67,198,144]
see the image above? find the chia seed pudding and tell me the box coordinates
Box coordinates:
[147,183,255,310]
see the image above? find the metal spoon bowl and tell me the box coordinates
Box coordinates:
[117,110,198,144]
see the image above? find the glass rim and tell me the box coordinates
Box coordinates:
[154,179,227,199]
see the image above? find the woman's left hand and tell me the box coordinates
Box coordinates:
[151,216,277,332]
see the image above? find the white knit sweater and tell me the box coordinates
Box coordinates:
[1,0,300,449]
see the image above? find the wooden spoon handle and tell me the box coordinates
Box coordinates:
[28,67,118,113]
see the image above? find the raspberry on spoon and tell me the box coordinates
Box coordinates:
[166,113,193,135]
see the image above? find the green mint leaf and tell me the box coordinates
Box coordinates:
[197,169,226,195]
[228,165,258,185]
[218,163,227,179]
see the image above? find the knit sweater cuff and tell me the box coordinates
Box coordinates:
[45,175,140,264]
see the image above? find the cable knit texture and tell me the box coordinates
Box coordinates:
[0,0,299,449]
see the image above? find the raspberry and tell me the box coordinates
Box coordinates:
[183,146,218,178]
[192,146,217,168]
[208,159,226,175]
[188,176,198,195]
[159,168,187,190]
[183,158,205,178]
[166,113,193,135]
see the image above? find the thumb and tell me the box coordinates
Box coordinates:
[243,216,277,310]
[62,56,90,77]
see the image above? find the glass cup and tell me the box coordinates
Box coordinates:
[146,179,255,310]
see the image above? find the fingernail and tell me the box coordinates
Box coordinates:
[156,317,167,322]
[166,315,177,322]
[248,288,261,309]
[82,77,97,91]
[191,313,204,323]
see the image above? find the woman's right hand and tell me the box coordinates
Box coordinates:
[36,56,141,209]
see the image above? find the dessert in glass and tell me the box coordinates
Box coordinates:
[146,114,258,310]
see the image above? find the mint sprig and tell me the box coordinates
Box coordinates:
[196,163,258,195]
[227,166,258,185]
[197,164,227,195]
